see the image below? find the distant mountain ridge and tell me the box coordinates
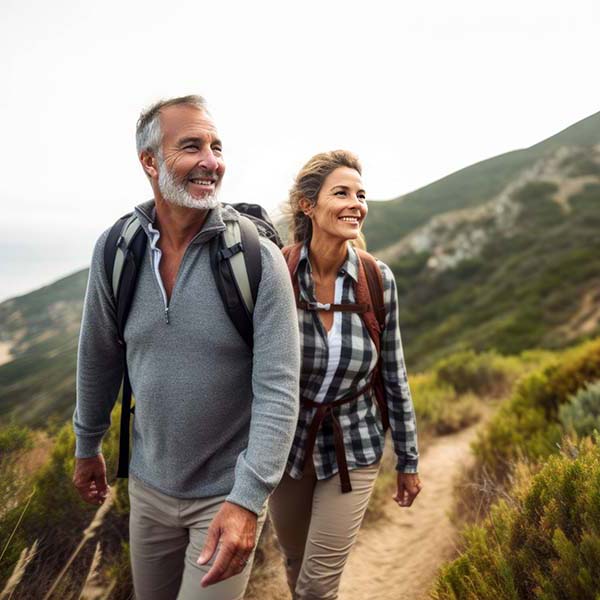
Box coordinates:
[363,110,600,250]
[1,111,600,425]
[366,125,600,367]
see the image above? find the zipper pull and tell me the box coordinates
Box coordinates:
[164,307,170,324]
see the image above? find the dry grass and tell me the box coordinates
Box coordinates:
[42,493,114,600]
[0,540,38,600]
[79,542,103,600]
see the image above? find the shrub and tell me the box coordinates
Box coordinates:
[0,410,129,598]
[435,350,516,397]
[435,437,600,600]
[0,425,32,455]
[560,380,600,438]
[411,372,482,436]
[472,338,600,484]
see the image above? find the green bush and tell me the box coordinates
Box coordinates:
[435,350,516,397]
[0,424,33,455]
[472,338,600,483]
[0,409,129,598]
[560,380,600,438]
[435,437,600,600]
[411,372,482,436]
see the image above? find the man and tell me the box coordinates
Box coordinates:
[72,95,300,599]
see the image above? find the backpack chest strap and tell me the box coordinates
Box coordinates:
[297,300,370,313]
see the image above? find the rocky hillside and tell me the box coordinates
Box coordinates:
[371,144,600,367]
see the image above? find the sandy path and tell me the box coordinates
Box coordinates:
[338,422,482,600]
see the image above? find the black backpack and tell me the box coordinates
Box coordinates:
[103,202,283,478]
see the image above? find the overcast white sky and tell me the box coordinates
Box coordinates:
[1,0,599,302]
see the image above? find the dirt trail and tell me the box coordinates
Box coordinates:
[338,422,482,600]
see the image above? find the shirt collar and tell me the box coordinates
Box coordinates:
[298,242,359,283]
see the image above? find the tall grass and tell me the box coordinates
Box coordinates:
[0,540,38,600]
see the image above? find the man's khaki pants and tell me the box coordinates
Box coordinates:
[268,461,380,600]
[128,476,266,600]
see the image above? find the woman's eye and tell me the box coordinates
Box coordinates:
[335,191,346,196]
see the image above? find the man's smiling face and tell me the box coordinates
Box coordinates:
[155,104,226,209]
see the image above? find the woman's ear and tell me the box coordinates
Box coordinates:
[299,197,313,217]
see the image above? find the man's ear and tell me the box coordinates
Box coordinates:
[299,197,314,217]
[140,151,158,179]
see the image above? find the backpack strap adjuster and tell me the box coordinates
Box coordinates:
[219,242,244,261]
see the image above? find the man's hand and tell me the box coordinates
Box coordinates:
[197,501,258,587]
[73,454,109,505]
[393,472,423,507]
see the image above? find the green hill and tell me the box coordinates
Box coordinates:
[0,270,87,425]
[364,111,600,251]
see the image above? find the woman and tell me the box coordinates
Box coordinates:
[269,150,422,599]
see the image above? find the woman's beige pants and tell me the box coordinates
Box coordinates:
[128,476,266,600]
[268,461,380,600]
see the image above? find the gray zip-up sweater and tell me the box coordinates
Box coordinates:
[73,201,300,514]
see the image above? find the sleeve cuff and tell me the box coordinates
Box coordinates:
[226,454,274,515]
[75,435,104,459]
[395,458,419,474]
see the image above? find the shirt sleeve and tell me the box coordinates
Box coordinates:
[73,228,125,459]
[378,260,419,473]
[226,239,301,514]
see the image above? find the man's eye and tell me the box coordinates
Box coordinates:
[184,145,199,152]
[212,146,223,154]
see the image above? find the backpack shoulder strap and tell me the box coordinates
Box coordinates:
[103,212,147,480]
[103,213,147,342]
[209,216,262,348]
[282,242,303,303]
[354,248,385,351]
[354,248,390,430]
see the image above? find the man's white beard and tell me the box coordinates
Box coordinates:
[157,158,219,210]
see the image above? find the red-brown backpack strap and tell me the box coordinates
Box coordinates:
[354,248,390,430]
[282,242,303,304]
[354,249,385,350]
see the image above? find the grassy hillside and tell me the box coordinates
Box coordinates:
[388,178,600,369]
[0,269,87,425]
[364,111,600,250]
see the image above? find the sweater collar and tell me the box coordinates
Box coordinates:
[134,199,236,245]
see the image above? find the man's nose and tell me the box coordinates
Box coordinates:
[197,148,220,172]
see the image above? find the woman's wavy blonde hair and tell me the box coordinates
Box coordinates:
[284,150,366,248]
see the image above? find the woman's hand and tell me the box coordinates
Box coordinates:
[393,472,423,507]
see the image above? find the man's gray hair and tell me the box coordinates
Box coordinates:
[135,95,209,155]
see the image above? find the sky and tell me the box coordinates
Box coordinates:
[1,0,600,302]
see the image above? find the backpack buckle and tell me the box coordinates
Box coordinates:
[306,301,331,311]
[219,242,244,260]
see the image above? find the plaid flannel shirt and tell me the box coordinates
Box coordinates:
[286,243,419,481]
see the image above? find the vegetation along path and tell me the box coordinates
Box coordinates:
[338,421,484,600]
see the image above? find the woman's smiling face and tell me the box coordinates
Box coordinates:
[307,167,368,242]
